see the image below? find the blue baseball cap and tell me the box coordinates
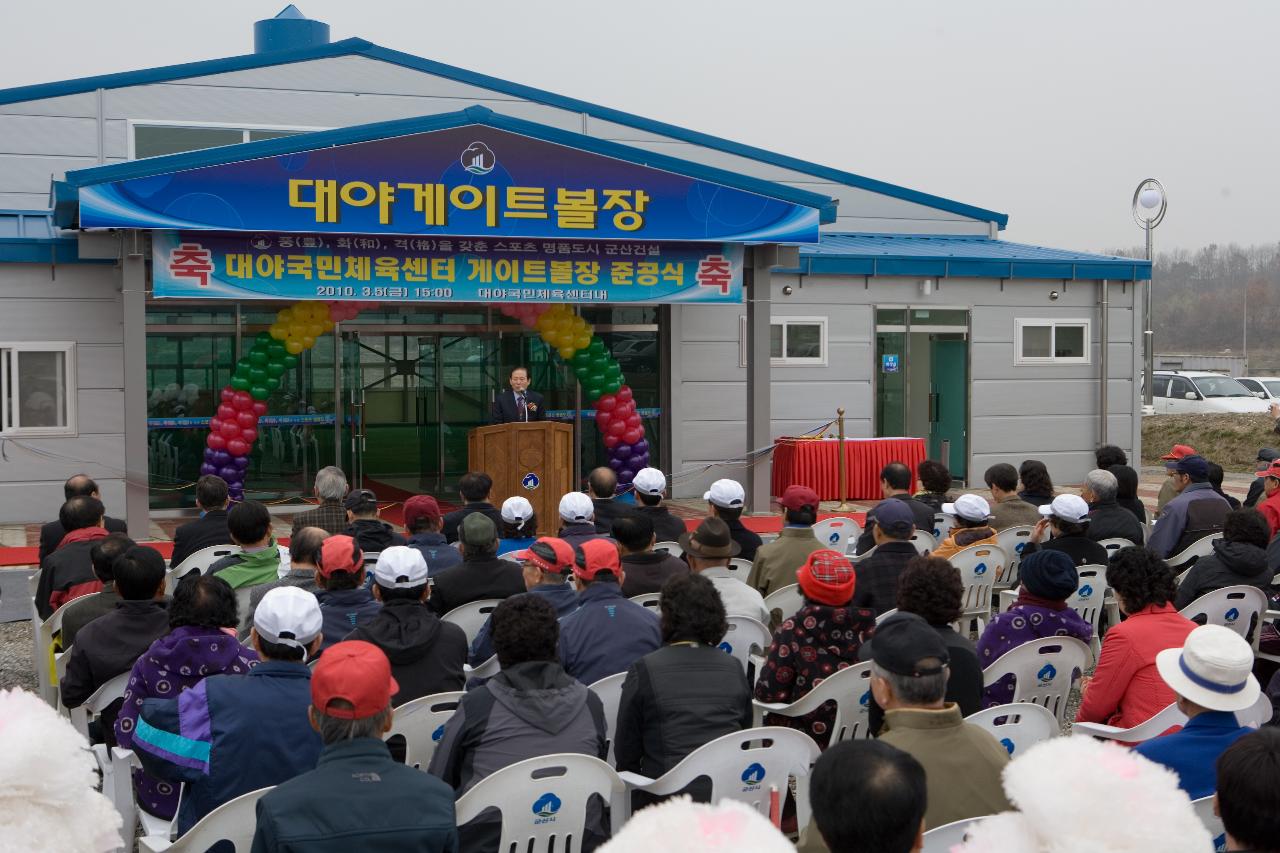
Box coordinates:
[1175,454,1210,480]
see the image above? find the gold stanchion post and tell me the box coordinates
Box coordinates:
[835,407,852,511]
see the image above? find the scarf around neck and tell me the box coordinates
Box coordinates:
[1014,587,1070,611]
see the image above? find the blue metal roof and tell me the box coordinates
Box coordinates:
[0,209,91,263]
[0,38,1008,230]
[794,233,1150,281]
[55,105,838,228]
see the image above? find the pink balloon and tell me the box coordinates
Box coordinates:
[520,315,538,329]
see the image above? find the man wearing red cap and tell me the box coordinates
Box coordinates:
[747,485,824,597]
[1156,444,1197,517]
[469,537,580,666]
[251,640,458,852]
[313,535,382,652]
[403,494,463,576]
[1257,460,1280,536]
[558,538,661,685]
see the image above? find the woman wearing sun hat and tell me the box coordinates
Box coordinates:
[754,549,877,748]
[931,494,999,561]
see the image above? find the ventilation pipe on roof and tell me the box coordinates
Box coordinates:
[254,5,330,54]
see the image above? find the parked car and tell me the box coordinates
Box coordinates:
[1235,376,1280,402]
[1147,371,1271,415]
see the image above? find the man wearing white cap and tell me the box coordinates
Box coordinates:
[1135,624,1262,799]
[931,494,999,561]
[348,546,468,705]
[558,491,610,551]
[1019,493,1110,567]
[498,495,538,555]
[705,478,763,562]
[133,587,324,835]
[630,467,688,543]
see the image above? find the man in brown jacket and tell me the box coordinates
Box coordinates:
[746,485,823,597]
[984,463,1042,531]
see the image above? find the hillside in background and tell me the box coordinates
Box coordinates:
[1107,243,1280,372]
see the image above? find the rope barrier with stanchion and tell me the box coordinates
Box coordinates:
[834,407,852,511]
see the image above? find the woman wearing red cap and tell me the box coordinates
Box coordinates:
[753,549,876,748]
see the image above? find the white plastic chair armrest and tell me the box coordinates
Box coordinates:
[1071,721,1127,739]
[138,837,172,853]
[616,770,657,790]
[751,700,790,727]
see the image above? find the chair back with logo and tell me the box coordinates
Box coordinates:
[910,529,936,555]
[628,593,662,612]
[138,785,272,853]
[811,517,860,554]
[454,754,625,853]
[384,691,464,771]
[751,661,874,743]
[922,817,985,853]
[994,526,1034,588]
[1190,795,1228,852]
[718,616,772,674]
[762,584,804,626]
[963,703,1058,758]
[948,544,1007,634]
[932,513,955,542]
[1065,565,1109,656]
[981,636,1092,725]
[1178,585,1269,644]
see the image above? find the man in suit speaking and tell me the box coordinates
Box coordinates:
[491,366,547,424]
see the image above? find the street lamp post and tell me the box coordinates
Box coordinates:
[1133,178,1167,411]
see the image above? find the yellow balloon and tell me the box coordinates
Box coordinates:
[535,313,555,332]
[285,339,304,355]
[307,323,323,338]
[302,335,316,349]
[269,324,287,341]
[558,345,576,360]
[321,319,335,333]
[277,309,294,325]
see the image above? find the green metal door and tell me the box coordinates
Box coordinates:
[930,337,968,479]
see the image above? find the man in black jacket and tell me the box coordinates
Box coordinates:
[588,467,635,535]
[630,467,687,543]
[61,533,135,647]
[343,489,406,554]
[704,479,763,561]
[490,365,546,424]
[347,546,467,706]
[615,514,690,597]
[251,640,459,853]
[37,474,127,564]
[850,500,918,616]
[1175,509,1275,610]
[36,496,110,620]
[854,463,936,555]
[427,513,525,615]
[169,475,233,568]
[1082,469,1145,545]
[441,472,504,543]
[61,545,169,745]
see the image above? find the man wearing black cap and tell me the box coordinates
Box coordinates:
[868,612,1011,830]
[343,488,406,554]
[1147,455,1232,559]
[1244,447,1280,508]
[850,500,917,616]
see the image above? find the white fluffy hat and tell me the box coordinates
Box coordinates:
[598,796,795,853]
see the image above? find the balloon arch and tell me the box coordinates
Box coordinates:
[201,300,649,500]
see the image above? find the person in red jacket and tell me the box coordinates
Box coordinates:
[1255,459,1280,536]
[1076,547,1196,729]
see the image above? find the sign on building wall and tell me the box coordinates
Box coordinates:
[152,230,744,304]
[82,124,820,244]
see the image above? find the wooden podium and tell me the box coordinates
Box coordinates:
[468,422,573,535]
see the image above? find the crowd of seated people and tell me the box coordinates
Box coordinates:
[23,445,1280,853]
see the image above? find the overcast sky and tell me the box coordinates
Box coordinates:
[3,0,1275,253]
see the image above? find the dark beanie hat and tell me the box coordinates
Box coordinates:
[1019,549,1078,600]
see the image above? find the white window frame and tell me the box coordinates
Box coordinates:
[1014,318,1091,366]
[127,119,332,159]
[1,342,78,437]
[738,315,829,367]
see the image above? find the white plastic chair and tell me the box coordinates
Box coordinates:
[812,517,860,553]
[628,593,662,612]
[948,543,1007,635]
[848,545,876,563]
[442,599,504,645]
[995,526,1034,588]
[653,541,683,557]
[617,727,821,825]
[964,703,1059,757]
[1178,585,1269,644]
[139,785,273,852]
[727,557,752,576]
[874,608,899,625]
[909,529,936,555]
[1190,794,1227,852]
[35,593,101,706]
[931,513,954,542]
[1238,692,1272,729]
[384,690,464,770]
[981,636,1092,725]
[454,754,625,852]
[166,545,242,593]
[718,616,772,675]
[1097,537,1136,555]
[1066,565,1109,657]
[752,661,874,744]
[762,583,804,625]
[1072,702,1188,743]
[70,669,132,740]
[923,817,983,853]
[466,654,500,680]
[1165,534,1222,571]
[588,671,627,767]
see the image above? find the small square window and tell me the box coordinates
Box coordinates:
[1015,320,1090,365]
[1022,325,1052,359]
[740,317,828,367]
[1,343,77,435]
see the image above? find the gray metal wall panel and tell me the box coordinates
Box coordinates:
[77,344,124,389]
[0,115,99,156]
[0,154,98,192]
[0,477,125,528]
[0,298,121,343]
[972,378,1136,416]
[0,191,50,209]
[970,451,1097,491]
[77,389,125,434]
[0,92,98,117]
[969,414,1133,454]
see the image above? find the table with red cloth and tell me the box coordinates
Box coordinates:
[771,437,928,501]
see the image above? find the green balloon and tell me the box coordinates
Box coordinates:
[584,384,603,401]
[605,362,622,379]
[282,354,299,369]
[265,361,285,378]
[573,366,591,381]
[267,343,286,360]
[250,385,270,401]
[589,354,609,370]
[588,339,605,355]
[264,376,281,391]
[249,350,268,366]
[254,332,272,347]
[230,376,251,391]
[603,377,622,395]
[571,350,592,369]
[248,366,267,383]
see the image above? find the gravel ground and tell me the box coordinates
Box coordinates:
[0,620,36,693]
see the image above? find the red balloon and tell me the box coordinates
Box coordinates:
[227,438,250,457]
[607,420,627,437]
[209,417,224,434]
[206,433,228,450]
[596,394,618,412]
[626,412,642,429]
[616,386,634,403]
[595,411,613,430]
[251,402,268,417]
[219,421,242,439]
[623,427,644,445]
[217,404,236,421]
[603,433,621,449]
[239,428,258,445]
[220,388,235,403]
[232,392,254,411]
[236,410,258,429]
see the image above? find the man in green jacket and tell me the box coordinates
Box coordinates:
[209,500,283,589]
[747,485,823,596]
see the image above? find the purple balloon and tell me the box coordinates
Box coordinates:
[617,468,635,486]
[203,447,217,463]
[210,450,232,467]
[632,439,649,456]
[218,465,241,482]
[608,456,624,471]
[632,452,650,469]
[231,455,250,470]
[613,444,633,461]
[199,463,218,476]
[228,486,245,501]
